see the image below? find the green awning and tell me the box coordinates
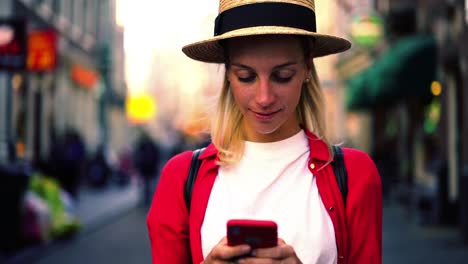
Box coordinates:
[346,34,437,110]
[346,70,373,110]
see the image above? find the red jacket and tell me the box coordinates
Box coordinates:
[147,130,382,264]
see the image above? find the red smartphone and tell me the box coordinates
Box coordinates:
[227,219,278,249]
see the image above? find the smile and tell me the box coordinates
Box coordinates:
[253,109,281,120]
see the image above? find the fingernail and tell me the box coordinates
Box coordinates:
[241,245,250,251]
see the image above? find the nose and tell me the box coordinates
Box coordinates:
[255,78,275,107]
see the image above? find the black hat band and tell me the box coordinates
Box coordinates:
[214,2,317,36]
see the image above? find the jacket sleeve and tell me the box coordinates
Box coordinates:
[345,149,382,264]
[147,151,193,263]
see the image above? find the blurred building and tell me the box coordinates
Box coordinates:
[337,0,468,241]
[0,0,129,254]
[0,0,128,165]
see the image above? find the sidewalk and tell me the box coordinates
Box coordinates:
[31,206,152,264]
[76,180,142,233]
[383,202,468,263]
[2,178,143,264]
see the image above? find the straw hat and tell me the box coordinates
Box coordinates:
[182,0,351,63]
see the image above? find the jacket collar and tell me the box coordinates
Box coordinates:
[198,128,332,164]
[303,129,332,162]
[199,142,217,159]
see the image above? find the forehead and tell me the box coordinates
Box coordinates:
[226,35,304,62]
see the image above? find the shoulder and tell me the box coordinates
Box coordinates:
[148,151,195,234]
[153,150,195,205]
[341,147,381,187]
[341,147,375,167]
[155,150,197,194]
[161,150,193,178]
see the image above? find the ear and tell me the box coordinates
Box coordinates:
[305,57,314,73]
[304,57,314,79]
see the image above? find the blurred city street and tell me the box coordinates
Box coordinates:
[1,0,468,263]
[6,205,153,264]
[30,206,152,264]
[383,203,468,264]
[3,198,468,264]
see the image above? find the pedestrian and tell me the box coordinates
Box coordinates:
[86,144,111,188]
[52,130,85,198]
[147,0,382,263]
[134,132,160,205]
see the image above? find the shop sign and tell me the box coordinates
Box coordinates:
[0,19,26,71]
[350,13,384,49]
[71,64,99,88]
[27,29,57,72]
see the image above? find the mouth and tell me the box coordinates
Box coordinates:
[252,109,281,120]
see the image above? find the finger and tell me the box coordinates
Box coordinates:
[218,236,228,245]
[277,238,286,245]
[252,244,295,259]
[236,257,274,264]
[213,245,251,259]
[210,237,251,260]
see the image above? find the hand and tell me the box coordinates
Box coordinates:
[203,237,252,263]
[236,238,302,264]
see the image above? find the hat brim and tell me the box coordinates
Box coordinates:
[182,26,352,63]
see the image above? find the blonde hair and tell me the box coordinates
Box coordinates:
[211,77,245,166]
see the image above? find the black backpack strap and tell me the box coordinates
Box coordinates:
[332,145,348,206]
[184,148,205,213]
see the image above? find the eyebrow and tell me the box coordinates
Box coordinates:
[230,61,298,71]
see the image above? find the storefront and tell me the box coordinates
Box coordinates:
[346,34,437,110]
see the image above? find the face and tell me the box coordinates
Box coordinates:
[226,35,310,142]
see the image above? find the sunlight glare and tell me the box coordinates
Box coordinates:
[120,0,218,95]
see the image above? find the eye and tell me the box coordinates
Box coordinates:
[236,71,256,83]
[238,75,256,83]
[272,70,294,83]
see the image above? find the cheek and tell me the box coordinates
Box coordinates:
[283,83,303,106]
[230,86,249,108]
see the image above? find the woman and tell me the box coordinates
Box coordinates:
[147,0,382,263]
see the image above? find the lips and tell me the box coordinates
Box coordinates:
[253,109,281,120]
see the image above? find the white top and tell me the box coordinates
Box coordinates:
[201,130,337,263]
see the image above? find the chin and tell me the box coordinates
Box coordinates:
[254,124,282,135]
